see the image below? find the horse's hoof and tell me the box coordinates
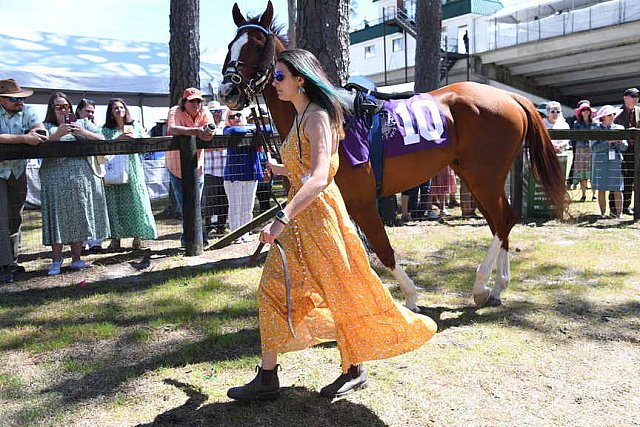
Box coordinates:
[473,290,491,307]
[405,303,419,313]
[485,295,502,307]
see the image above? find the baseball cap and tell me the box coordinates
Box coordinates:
[182,87,204,101]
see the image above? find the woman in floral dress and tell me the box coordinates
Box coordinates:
[227,49,437,401]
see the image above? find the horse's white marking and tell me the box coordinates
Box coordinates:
[491,248,510,299]
[392,266,418,312]
[473,235,501,296]
[229,33,249,63]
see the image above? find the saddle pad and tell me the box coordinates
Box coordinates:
[341,93,449,167]
[380,93,449,157]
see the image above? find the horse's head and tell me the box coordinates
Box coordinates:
[219,1,277,110]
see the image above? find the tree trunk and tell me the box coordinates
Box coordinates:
[169,0,200,106]
[296,0,350,86]
[414,0,441,93]
[287,0,296,48]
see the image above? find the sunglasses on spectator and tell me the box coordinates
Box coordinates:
[187,98,203,103]
[2,96,25,102]
[549,110,561,114]
[229,113,243,119]
[54,104,71,111]
[274,71,286,82]
[82,98,95,105]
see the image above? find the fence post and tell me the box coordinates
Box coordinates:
[634,129,640,222]
[179,135,203,256]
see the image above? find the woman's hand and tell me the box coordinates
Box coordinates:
[267,153,287,176]
[259,220,285,245]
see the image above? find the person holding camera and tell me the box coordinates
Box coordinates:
[166,88,214,246]
[40,92,108,275]
[0,79,47,283]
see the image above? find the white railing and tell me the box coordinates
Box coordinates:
[487,0,640,50]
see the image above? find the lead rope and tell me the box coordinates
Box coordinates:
[273,239,295,338]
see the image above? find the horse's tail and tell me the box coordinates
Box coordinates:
[512,94,569,219]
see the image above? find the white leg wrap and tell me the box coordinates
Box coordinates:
[491,249,510,298]
[392,266,418,312]
[473,235,501,295]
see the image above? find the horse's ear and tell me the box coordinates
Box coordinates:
[259,0,274,29]
[232,3,247,27]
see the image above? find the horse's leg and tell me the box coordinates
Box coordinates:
[349,201,419,311]
[460,175,517,306]
[492,247,510,305]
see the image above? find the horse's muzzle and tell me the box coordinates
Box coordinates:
[218,82,245,110]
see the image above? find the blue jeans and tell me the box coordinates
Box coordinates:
[169,172,205,212]
[169,172,205,243]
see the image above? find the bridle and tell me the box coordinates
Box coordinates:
[222,24,276,107]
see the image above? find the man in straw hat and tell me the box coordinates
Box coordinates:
[0,78,48,283]
[611,87,640,216]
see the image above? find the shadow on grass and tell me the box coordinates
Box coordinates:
[0,251,260,309]
[45,328,262,404]
[137,380,386,427]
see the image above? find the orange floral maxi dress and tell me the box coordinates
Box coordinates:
[259,120,437,373]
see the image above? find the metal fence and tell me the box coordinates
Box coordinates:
[2,128,639,261]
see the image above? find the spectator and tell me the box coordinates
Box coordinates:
[76,98,96,124]
[0,79,47,283]
[543,101,570,153]
[148,118,167,137]
[223,110,263,243]
[102,98,157,250]
[612,87,640,216]
[571,101,597,202]
[76,97,104,253]
[248,107,274,215]
[203,101,229,235]
[427,166,456,218]
[166,87,214,246]
[400,180,432,221]
[591,105,626,219]
[40,91,109,275]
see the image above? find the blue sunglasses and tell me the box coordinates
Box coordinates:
[274,71,285,82]
[3,96,25,102]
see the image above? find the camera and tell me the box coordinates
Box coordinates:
[35,129,48,136]
[203,123,216,132]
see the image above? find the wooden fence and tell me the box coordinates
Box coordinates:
[2,128,639,256]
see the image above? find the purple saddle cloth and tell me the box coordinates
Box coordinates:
[341,93,449,167]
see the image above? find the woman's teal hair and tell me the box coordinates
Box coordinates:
[277,49,345,135]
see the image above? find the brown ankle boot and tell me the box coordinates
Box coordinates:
[320,364,369,398]
[227,365,280,401]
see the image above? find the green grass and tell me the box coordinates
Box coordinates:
[1,211,640,426]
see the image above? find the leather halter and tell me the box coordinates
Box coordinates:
[222,24,276,106]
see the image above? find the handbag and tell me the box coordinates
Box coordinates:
[103,154,129,185]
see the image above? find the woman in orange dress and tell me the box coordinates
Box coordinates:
[227,49,437,401]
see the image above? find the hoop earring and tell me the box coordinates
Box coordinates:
[298,86,305,94]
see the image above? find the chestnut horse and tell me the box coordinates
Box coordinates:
[218,1,567,309]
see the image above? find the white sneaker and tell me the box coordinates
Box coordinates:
[440,208,452,217]
[70,260,90,270]
[48,260,63,276]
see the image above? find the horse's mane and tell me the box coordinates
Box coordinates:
[246,15,288,47]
